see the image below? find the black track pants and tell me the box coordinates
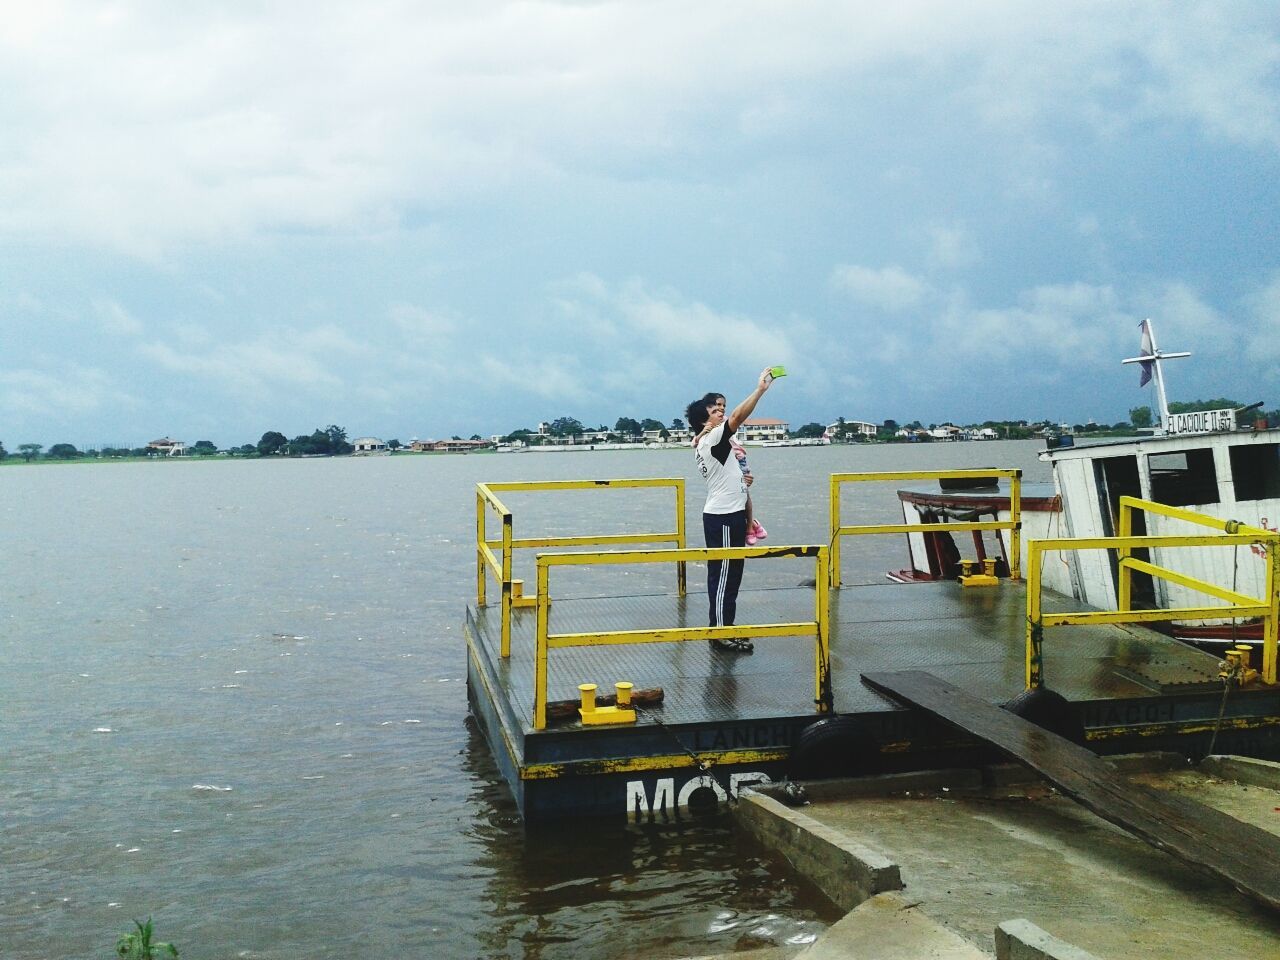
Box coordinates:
[703,510,748,626]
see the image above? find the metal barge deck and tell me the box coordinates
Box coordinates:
[465,472,1280,823]
[466,578,1280,822]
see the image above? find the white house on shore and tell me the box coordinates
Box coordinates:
[827,419,878,440]
[412,438,494,452]
[739,418,788,442]
[352,437,389,455]
[147,438,186,456]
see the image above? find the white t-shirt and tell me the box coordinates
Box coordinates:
[694,423,747,514]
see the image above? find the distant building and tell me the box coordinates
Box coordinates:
[828,419,877,440]
[642,428,691,444]
[352,437,389,455]
[411,438,494,452]
[147,438,186,456]
[739,418,788,442]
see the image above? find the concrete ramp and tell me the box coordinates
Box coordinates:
[862,669,1280,913]
[800,893,988,960]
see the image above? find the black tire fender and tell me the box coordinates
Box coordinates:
[1002,687,1086,745]
[788,716,871,781]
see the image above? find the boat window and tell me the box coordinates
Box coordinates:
[1147,448,1219,506]
[1231,444,1280,501]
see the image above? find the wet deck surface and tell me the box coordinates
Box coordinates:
[469,580,1226,734]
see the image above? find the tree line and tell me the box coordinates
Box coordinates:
[502,417,684,443]
[5,399,1278,463]
[1,425,359,462]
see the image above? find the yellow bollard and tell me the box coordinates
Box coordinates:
[579,680,637,725]
[1236,645,1259,684]
[960,558,999,588]
[616,681,633,707]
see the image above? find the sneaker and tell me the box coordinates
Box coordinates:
[711,637,754,654]
[746,532,758,546]
[752,521,767,541]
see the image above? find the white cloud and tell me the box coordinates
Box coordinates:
[940,283,1130,364]
[475,354,590,402]
[0,364,134,419]
[389,302,455,340]
[94,298,143,336]
[925,223,981,270]
[830,265,929,312]
[1139,6,1280,151]
[1246,273,1280,366]
[544,273,797,369]
[136,324,362,400]
[2,4,1277,255]
[1142,282,1230,355]
[849,280,1135,390]
[615,280,797,367]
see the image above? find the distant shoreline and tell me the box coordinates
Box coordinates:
[0,449,502,466]
[0,436,1076,466]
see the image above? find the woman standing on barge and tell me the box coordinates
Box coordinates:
[685,367,775,653]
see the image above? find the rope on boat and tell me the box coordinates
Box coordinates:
[632,703,711,775]
[1207,541,1243,757]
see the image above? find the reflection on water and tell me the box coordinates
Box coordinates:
[459,722,832,959]
[2,443,1047,959]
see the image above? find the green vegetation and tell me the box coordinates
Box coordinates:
[257,430,288,456]
[116,917,178,959]
[286,425,353,456]
[1168,397,1244,413]
[12,397,1280,465]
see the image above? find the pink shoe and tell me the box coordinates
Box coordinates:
[751,521,767,541]
[746,533,758,546]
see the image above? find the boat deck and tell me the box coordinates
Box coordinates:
[466,579,1280,821]
[473,580,1226,726]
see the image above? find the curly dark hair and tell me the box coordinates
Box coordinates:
[684,392,722,432]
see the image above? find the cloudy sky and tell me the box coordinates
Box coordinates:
[3,2,1279,447]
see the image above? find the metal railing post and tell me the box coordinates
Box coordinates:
[1026,541,1044,689]
[1266,542,1279,685]
[476,489,487,607]
[534,557,550,730]
[676,480,687,596]
[500,513,513,658]
[1117,498,1133,613]
[1009,470,1023,579]
[815,546,832,711]
[829,474,841,588]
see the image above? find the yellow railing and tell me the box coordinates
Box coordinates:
[829,469,1023,587]
[531,545,831,730]
[476,479,687,657]
[1025,496,1280,689]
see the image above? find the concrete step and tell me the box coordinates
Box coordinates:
[798,892,990,960]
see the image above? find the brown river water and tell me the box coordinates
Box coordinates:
[2,441,1048,959]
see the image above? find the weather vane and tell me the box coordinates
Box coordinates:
[1121,318,1190,432]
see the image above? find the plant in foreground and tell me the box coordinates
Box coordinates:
[116,917,179,959]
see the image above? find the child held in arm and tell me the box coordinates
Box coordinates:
[731,437,767,545]
[713,395,767,545]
